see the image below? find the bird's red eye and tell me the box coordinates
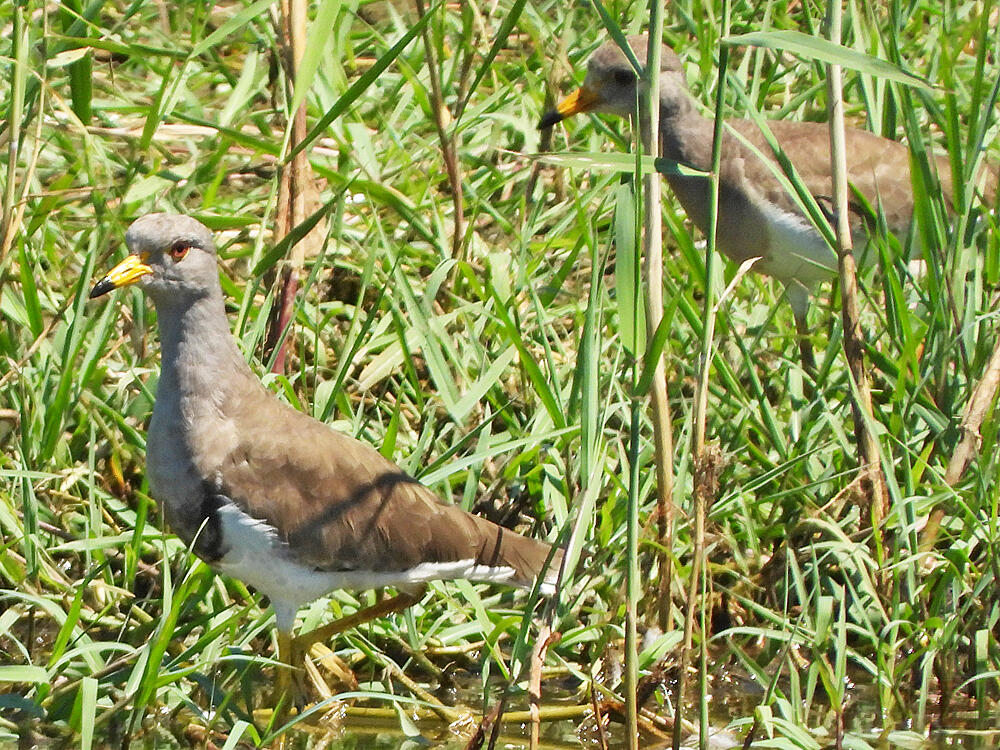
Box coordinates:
[169,241,189,261]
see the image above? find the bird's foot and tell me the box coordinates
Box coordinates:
[271,640,355,727]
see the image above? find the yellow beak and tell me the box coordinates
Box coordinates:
[539,85,602,128]
[89,253,153,298]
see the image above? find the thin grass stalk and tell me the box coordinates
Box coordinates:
[688,0,729,462]
[415,0,465,265]
[620,70,647,750]
[269,0,319,374]
[639,0,676,638]
[619,5,669,744]
[825,0,887,530]
[676,3,730,748]
[698,541,708,750]
[0,6,27,287]
[625,387,642,750]
[600,80,646,750]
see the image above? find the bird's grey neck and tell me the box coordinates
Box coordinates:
[152,290,251,402]
[650,90,712,167]
[660,88,698,121]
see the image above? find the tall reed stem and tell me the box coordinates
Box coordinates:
[826,0,888,530]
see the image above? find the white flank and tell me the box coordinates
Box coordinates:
[212,503,520,632]
[759,200,838,287]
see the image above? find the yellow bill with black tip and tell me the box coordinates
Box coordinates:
[538,85,601,129]
[89,253,153,299]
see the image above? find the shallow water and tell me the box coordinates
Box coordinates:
[6,662,1000,749]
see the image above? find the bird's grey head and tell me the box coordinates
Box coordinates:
[539,34,687,127]
[90,214,220,303]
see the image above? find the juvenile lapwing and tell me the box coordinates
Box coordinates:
[540,35,995,365]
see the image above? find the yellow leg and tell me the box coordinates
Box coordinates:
[788,283,817,373]
[795,313,817,373]
[272,629,298,730]
[292,586,426,655]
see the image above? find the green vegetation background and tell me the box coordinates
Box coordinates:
[1,0,998,746]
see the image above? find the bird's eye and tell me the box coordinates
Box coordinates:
[169,241,189,261]
[613,69,636,86]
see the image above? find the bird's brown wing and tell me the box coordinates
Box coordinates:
[728,118,958,235]
[208,380,556,586]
